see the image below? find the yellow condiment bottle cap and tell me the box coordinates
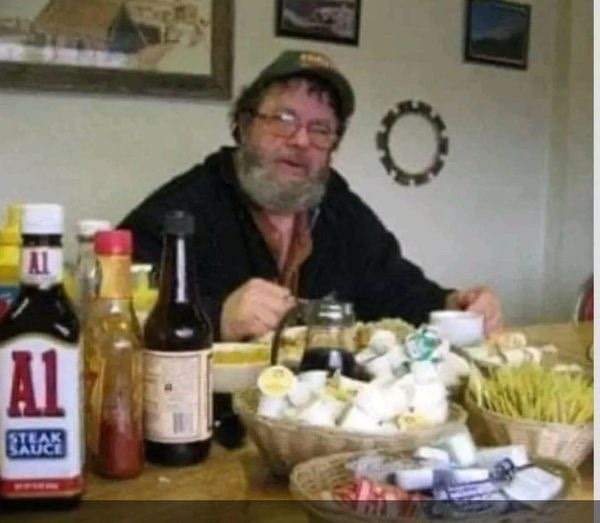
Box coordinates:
[257,365,296,397]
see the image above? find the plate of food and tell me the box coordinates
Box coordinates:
[212,342,271,393]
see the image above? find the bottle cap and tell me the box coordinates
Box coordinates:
[95,230,132,255]
[164,210,194,235]
[21,203,63,235]
[78,219,111,238]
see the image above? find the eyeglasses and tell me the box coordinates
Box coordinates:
[249,110,338,150]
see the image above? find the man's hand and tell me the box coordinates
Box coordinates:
[220,278,297,341]
[446,286,503,334]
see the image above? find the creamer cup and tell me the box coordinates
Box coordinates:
[296,399,336,427]
[354,384,404,422]
[339,406,380,433]
[365,354,393,379]
[429,310,484,348]
[288,380,314,408]
[257,395,287,419]
[257,365,296,397]
[319,395,347,421]
[297,370,328,390]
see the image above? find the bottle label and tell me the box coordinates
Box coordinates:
[0,335,83,498]
[143,350,212,443]
[21,247,63,288]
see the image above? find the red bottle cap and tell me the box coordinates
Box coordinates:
[95,230,132,255]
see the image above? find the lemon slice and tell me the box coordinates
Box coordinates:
[257,365,296,397]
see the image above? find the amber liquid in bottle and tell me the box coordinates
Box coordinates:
[143,211,212,466]
[84,230,144,479]
[0,205,83,509]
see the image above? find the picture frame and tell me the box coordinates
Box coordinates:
[464,0,531,70]
[0,0,233,99]
[276,0,361,47]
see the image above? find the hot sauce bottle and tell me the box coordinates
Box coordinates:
[0,204,83,505]
[143,211,213,466]
[84,230,143,478]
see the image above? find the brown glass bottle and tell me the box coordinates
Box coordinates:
[0,204,83,507]
[143,211,213,466]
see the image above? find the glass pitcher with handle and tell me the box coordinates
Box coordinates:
[270,294,358,377]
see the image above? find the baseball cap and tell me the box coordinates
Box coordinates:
[249,50,355,119]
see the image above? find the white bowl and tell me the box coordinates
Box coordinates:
[429,310,484,347]
[212,342,270,393]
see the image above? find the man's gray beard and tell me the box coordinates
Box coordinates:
[236,148,328,214]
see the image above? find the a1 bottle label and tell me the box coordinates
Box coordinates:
[0,336,83,497]
[143,350,212,443]
[20,247,63,288]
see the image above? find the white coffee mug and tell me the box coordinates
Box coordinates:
[429,310,484,347]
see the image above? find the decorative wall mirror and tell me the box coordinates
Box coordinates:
[376,100,449,186]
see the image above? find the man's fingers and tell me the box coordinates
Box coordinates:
[246,278,293,302]
[220,278,298,341]
[251,305,282,332]
[485,311,504,334]
[463,288,503,335]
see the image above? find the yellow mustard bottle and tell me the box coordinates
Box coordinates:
[0,204,21,318]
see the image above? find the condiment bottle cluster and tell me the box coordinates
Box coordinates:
[0,204,213,506]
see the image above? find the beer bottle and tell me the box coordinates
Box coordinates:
[0,204,83,506]
[143,211,212,466]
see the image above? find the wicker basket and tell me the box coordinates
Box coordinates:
[290,449,579,523]
[465,396,593,469]
[234,388,468,476]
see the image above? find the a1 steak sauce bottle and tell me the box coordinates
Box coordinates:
[0,204,83,509]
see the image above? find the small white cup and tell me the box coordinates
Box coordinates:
[296,400,336,427]
[257,395,287,419]
[288,381,315,408]
[339,406,380,433]
[429,310,484,347]
[297,370,328,390]
[354,383,405,421]
[364,355,393,379]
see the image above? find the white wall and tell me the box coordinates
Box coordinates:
[0,0,592,325]
[542,0,594,321]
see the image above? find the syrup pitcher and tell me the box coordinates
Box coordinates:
[270,294,360,378]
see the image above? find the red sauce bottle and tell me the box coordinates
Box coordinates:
[84,230,143,478]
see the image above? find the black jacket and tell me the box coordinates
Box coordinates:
[119,147,450,338]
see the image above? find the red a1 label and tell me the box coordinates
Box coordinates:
[27,251,49,276]
[7,350,65,418]
[0,336,82,497]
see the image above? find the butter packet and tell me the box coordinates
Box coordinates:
[426,479,514,519]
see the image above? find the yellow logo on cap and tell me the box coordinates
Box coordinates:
[300,51,334,70]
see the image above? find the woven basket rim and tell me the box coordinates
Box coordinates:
[290,449,580,523]
[464,394,593,431]
[235,388,468,441]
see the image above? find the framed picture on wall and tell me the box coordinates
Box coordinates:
[464,0,531,70]
[276,0,361,46]
[0,0,233,99]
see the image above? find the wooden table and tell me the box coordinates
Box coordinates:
[4,323,594,522]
